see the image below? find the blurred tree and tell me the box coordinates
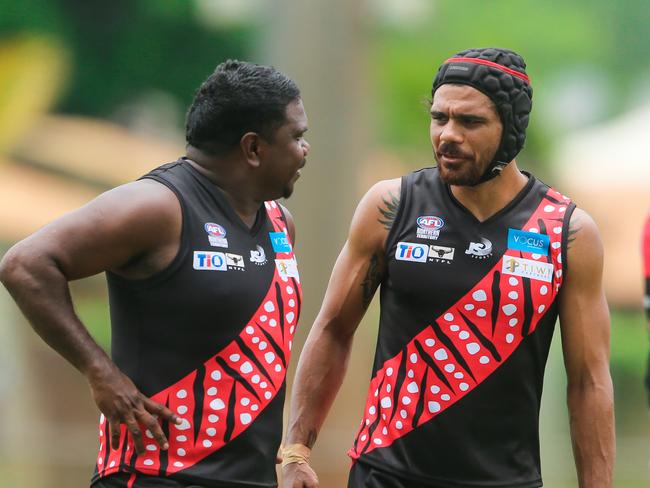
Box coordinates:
[369,0,649,171]
[0,0,254,125]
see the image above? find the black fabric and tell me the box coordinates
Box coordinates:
[432,48,533,182]
[92,472,205,488]
[93,159,291,487]
[91,471,265,488]
[355,167,572,487]
[348,461,420,488]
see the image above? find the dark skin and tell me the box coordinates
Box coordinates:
[0,99,309,456]
[284,86,613,487]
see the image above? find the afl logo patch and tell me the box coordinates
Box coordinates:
[417,216,444,230]
[205,223,227,238]
[204,222,228,248]
[416,215,444,240]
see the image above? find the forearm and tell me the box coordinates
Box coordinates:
[286,320,354,447]
[0,248,110,377]
[567,375,615,488]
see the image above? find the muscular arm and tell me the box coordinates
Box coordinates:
[0,179,182,453]
[282,179,400,487]
[558,208,615,487]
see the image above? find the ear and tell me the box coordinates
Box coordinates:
[240,132,262,168]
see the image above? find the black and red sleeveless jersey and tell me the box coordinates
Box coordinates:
[91,159,302,487]
[348,167,575,488]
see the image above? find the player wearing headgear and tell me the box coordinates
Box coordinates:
[282,48,614,488]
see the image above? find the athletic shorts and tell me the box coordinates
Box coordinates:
[92,473,206,488]
[348,461,440,488]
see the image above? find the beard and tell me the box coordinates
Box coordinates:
[434,142,491,186]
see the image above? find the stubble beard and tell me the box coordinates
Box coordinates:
[435,154,485,186]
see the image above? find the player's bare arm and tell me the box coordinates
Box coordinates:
[0,179,183,454]
[282,178,400,488]
[558,208,615,488]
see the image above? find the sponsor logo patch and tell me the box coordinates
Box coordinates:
[395,242,428,262]
[193,251,227,271]
[507,228,550,255]
[465,237,493,259]
[250,245,267,266]
[269,232,292,253]
[502,256,554,283]
[204,222,228,248]
[275,258,299,279]
[226,253,245,270]
[416,215,444,240]
[428,244,455,263]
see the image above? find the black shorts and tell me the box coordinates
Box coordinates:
[92,473,206,488]
[348,461,438,488]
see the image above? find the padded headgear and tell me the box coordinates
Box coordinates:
[431,48,533,183]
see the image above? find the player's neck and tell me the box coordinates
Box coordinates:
[183,150,263,227]
[449,161,528,222]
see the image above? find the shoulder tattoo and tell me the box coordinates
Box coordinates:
[567,215,581,249]
[377,189,400,231]
[361,253,383,309]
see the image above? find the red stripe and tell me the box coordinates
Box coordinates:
[127,473,136,488]
[444,57,530,84]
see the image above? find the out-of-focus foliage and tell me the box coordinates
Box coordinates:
[0,36,68,153]
[371,0,649,170]
[0,0,254,124]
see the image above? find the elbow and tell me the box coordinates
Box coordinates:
[566,370,614,411]
[0,244,36,292]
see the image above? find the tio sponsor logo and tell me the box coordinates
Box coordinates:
[193,251,227,271]
[395,242,428,262]
[502,256,554,283]
[507,228,550,255]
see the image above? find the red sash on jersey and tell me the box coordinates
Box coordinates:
[96,201,301,477]
[349,189,570,460]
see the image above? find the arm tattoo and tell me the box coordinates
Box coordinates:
[377,190,400,231]
[567,216,581,249]
[361,254,383,309]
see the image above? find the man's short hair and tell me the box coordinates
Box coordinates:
[186,60,301,154]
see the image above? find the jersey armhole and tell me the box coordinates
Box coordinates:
[560,201,577,277]
[106,176,190,289]
[383,174,410,256]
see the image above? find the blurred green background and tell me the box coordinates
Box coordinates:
[0,0,648,486]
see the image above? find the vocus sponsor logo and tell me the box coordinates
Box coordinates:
[507,228,550,255]
[269,232,292,253]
